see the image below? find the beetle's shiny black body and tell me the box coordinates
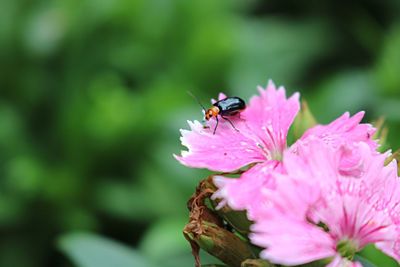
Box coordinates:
[214,97,246,116]
[206,96,246,134]
[187,90,246,134]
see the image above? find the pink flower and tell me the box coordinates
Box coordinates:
[175,81,377,219]
[174,80,300,172]
[250,139,400,266]
[296,111,377,177]
[212,160,281,218]
[300,111,377,150]
[327,256,363,267]
[175,81,299,216]
[213,110,377,217]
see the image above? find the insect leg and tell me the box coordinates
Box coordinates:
[213,116,219,135]
[222,116,239,132]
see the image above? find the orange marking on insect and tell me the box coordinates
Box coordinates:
[205,106,220,120]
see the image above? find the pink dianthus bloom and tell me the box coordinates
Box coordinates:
[295,111,378,178]
[175,81,299,215]
[250,139,400,266]
[175,80,299,172]
[175,81,376,219]
[213,110,376,218]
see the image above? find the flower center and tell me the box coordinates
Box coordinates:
[256,143,283,161]
[271,149,283,161]
[336,239,359,260]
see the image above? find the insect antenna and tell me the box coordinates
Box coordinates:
[187,91,207,112]
[187,91,208,124]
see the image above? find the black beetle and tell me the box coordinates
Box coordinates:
[204,97,246,134]
[188,92,246,134]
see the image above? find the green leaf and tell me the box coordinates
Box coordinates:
[139,218,188,262]
[358,244,399,267]
[58,232,156,267]
[292,100,317,141]
[375,24,400,96]
[241,258,274,267]
[229,18,333,96]
[306,70,375,123]
[354,255,378,267]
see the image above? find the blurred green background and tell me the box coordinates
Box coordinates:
[0,0,400,267]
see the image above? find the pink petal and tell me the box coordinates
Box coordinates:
[290,141,399,246]
[251,139,400,265]
[248,146,335,265]
[218,92,227,100]
[212,161,282,219]
[285,137,341,189]
[338,144,364,177]
[254,150,327,221]
[293,111,377,178]
[174,119,265,172]
[327,255,362,267]
[242,80,300,158]
[175,81,301,171]
[300,111,377,151]
[251,218,335,265]
[211,92,227,104]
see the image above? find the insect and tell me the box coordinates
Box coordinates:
[188,91,246,134]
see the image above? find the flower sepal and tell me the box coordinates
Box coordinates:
[213,200,253,236]
[241,259,274,267]
[353,255,378,267]
[184,221,256,267]
[183,177,258,267]
[292,100,317,140]
[372,117,389,150]
[385,148,400,175]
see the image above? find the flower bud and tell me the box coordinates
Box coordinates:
[184,177,256,267]
[292,100,317,140]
